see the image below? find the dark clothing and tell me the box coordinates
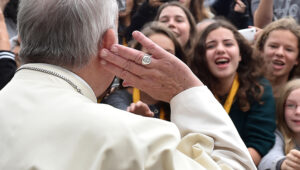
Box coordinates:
[212,0,253,29]
[0,51,16,90]
[229,78,276,157]
[103,88,170,120]
[125,2,159,42]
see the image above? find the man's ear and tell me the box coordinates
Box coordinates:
[100,28,117,50]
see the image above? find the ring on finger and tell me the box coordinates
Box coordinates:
[142,54,152,65]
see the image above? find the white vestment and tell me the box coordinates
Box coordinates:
[0,63,256,170]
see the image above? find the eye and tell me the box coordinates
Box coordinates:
[159,17,169,23]
[286,48,294,52]
[286,103,297,109]
[206,44,215,49]
[225,43,233,47]
[268,44,277,49]
[175,18,184,23]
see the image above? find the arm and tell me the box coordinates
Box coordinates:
[0,51,16,89]
[0,1,16,90]
[258,130,286,170]
[252,0,273,28]
[170,86,256,169]
[100,31,256,169]
[243,79,276,164]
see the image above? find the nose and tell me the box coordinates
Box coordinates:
[275,46,284,57]
[296,105,300,115]
[167,19,176,29]
[216,44,225,54]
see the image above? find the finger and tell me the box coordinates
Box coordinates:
[291,149,300,159]
[100,49,154,76]
[100,58,142,85]
[127,103,136,112]
[108,44,154,68]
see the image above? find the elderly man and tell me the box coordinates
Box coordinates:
[0,0,256,169]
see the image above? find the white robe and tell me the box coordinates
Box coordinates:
[0,63,256,170]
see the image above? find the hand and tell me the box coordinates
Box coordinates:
[100,31,203,102]
[248,26,262,42]
[281,149,300,170]
[234,0,246,13]
[127,101,154,117]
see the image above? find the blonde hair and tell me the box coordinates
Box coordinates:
[255,17,300,80]
[276,78,300,154]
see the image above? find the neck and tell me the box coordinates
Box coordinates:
[73,57,114,98]
[267,74,289,98]
[214,73,236,97]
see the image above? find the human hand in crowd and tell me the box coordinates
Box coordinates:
[281,149,300,170]
[100,31,203,102]
[248,26,262,42]
[148,0,164,7]
[234,0,246,13]
[127,101,154,117]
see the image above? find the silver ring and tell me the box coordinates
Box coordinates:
[142,54,152,65]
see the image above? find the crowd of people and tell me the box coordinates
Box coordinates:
[0,0,300,169]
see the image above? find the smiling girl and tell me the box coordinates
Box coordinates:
[192,19,276,165]
[255,17,300,98]
[259,79,300,170]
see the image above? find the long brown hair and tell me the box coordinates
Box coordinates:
[192,19,264,112]
[276,79,300,154]
[188,0,210,22]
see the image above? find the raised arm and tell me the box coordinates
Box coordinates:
[99,31,256,169]
[252,0,273,28]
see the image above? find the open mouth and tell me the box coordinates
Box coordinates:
[215,58,230,65]
[272,60,285,66]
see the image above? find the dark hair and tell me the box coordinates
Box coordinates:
[192,19,264,111]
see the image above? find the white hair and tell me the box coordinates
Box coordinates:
[18,0,118,69]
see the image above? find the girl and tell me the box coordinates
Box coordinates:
[155,2,196,66]
[192,19,276,165]
[255,18,300,98]
[259,79,300,170]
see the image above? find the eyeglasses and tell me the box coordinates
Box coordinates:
[285,103,300,110]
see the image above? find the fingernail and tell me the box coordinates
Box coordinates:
[101,49,108,57]
[100,60,107,65]
[111,45,118,53]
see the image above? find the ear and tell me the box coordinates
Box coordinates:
[100,28,117,51]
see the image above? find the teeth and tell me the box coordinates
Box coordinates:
[215,58,229,64]
[273,60,284,66]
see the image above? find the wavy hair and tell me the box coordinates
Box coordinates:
[192,19,264,111]
[255,17,300,80]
